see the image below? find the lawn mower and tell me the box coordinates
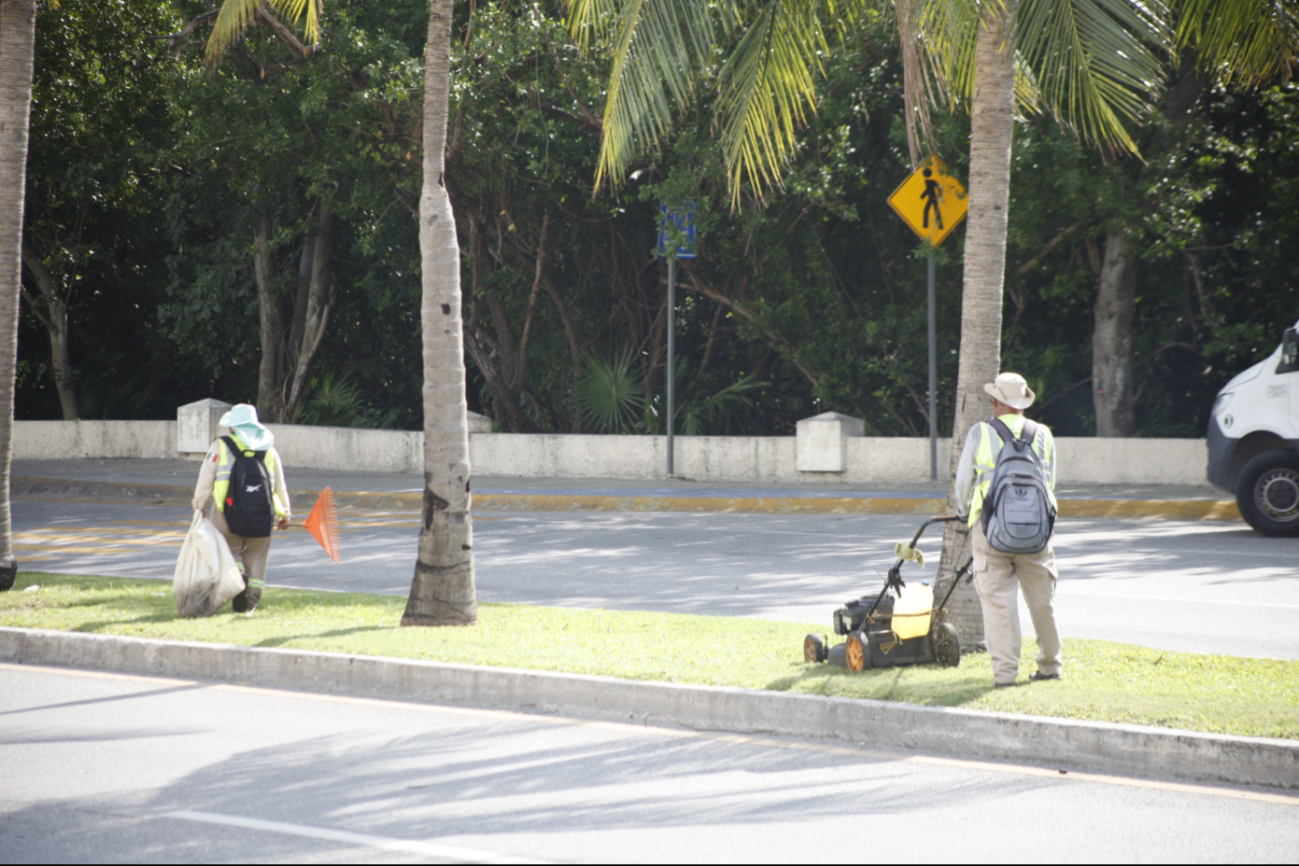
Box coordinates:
[803,515,974,672]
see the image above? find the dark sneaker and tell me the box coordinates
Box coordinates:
[1030,672,1061,682]
[231,589,248,613]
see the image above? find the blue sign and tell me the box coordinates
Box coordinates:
[657,201,697,259]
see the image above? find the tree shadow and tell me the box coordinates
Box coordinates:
[764,662,995,707]
[252,626,393,648]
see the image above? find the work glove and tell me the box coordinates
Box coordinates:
[894,541,926,569]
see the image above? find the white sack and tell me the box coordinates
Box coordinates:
[174,510,245,618]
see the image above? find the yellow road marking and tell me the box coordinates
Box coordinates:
[16,535,182,546]
[14,544,180,555]
[21,527,185,538]
[3,662,1294,808]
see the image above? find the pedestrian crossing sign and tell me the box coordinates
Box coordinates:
[887,156,967,247]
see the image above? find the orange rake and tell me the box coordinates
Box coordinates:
[302,486,341,563]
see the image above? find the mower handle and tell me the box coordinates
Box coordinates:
[865,515,965,622]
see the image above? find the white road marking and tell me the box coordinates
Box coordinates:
[162,809,549,864]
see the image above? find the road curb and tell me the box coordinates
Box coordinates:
[11,476,1240,520]
[1,626,1292,790]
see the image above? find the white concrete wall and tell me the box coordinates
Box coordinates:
[13,421,176,460]
[1056,437,1207,485]
[264,424,424,473]
[10,420,1210,485]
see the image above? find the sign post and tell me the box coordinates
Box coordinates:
[887,157,967,481]
[657,201,697,477]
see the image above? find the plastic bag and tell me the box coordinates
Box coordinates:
[174,510,245,618]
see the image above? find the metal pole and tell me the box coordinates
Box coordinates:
[927,254,937,482]
[667,257,676,477]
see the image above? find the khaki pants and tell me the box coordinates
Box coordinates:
[972,526,1062,685]
[211,508,272,610]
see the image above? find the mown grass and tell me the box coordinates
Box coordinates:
[4,572,1297,740]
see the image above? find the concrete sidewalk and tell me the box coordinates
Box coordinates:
[11,458,1239,520]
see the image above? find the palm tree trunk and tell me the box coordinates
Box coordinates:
[934,3,1018,648]
[403,0,477,627]
[0,0,36,590]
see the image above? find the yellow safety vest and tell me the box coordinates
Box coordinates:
[213,434,283,518]
[967,414,1056,528]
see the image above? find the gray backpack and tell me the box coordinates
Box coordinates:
[981,417,1056,554]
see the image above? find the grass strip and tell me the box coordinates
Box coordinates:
[3,572,1297,740]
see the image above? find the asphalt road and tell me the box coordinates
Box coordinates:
[12,497,1299,660]
[3,663,1296,864]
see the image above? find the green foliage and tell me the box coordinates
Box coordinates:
[296,370,364,427]
[17,0,1299,440]
[577,349,644,433]
[5,571,1298,739]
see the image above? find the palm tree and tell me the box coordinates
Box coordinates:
[0,0,39,592]
[202,0,477,624]
[401,0,478,626]
[571,0,1169,643]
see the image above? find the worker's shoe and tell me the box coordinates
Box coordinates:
[231,589,249,613]
[1030,671,1061,682]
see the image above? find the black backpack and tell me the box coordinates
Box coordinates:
[981,418,1056,554]
[220,436,274,538]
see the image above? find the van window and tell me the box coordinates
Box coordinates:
[1280,329,1299,374]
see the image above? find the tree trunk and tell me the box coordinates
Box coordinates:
[281,202,335,422]
[20,248,76,419]
[934,3,1018,649]
[0,0,37,589]
[254,218,285,423]
[1092,230,1137,437]
[403,0,477,627]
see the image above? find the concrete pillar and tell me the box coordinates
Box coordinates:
[177,399,232,458]
[796,411,865,472]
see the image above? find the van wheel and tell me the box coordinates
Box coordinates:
[1237,450,1299,536]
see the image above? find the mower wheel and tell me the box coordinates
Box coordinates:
[803,633,828,663]
[846,631,871,672]
[933,622,960,667]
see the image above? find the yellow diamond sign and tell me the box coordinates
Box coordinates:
[887,156,967,247]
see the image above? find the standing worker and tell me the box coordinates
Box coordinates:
[954,373,1062,688]
[192,404,290,614]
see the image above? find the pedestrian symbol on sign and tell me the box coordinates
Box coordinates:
[887,156,967,247]
[921,168,943,230]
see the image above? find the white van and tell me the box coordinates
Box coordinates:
[1206,320,1299,535]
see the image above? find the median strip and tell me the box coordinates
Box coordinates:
[1,572,1295,790]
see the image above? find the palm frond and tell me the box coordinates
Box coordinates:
[716,0,831,206]
[576,0,719,189]
[1014,0,1171,155]
[915,0,983,110]
[204,0,322,69]
[1177,0,1299,87]
[578,348,646,433]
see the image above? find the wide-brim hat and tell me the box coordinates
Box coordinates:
[218,403,275,450]
[983,372,1035,410]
